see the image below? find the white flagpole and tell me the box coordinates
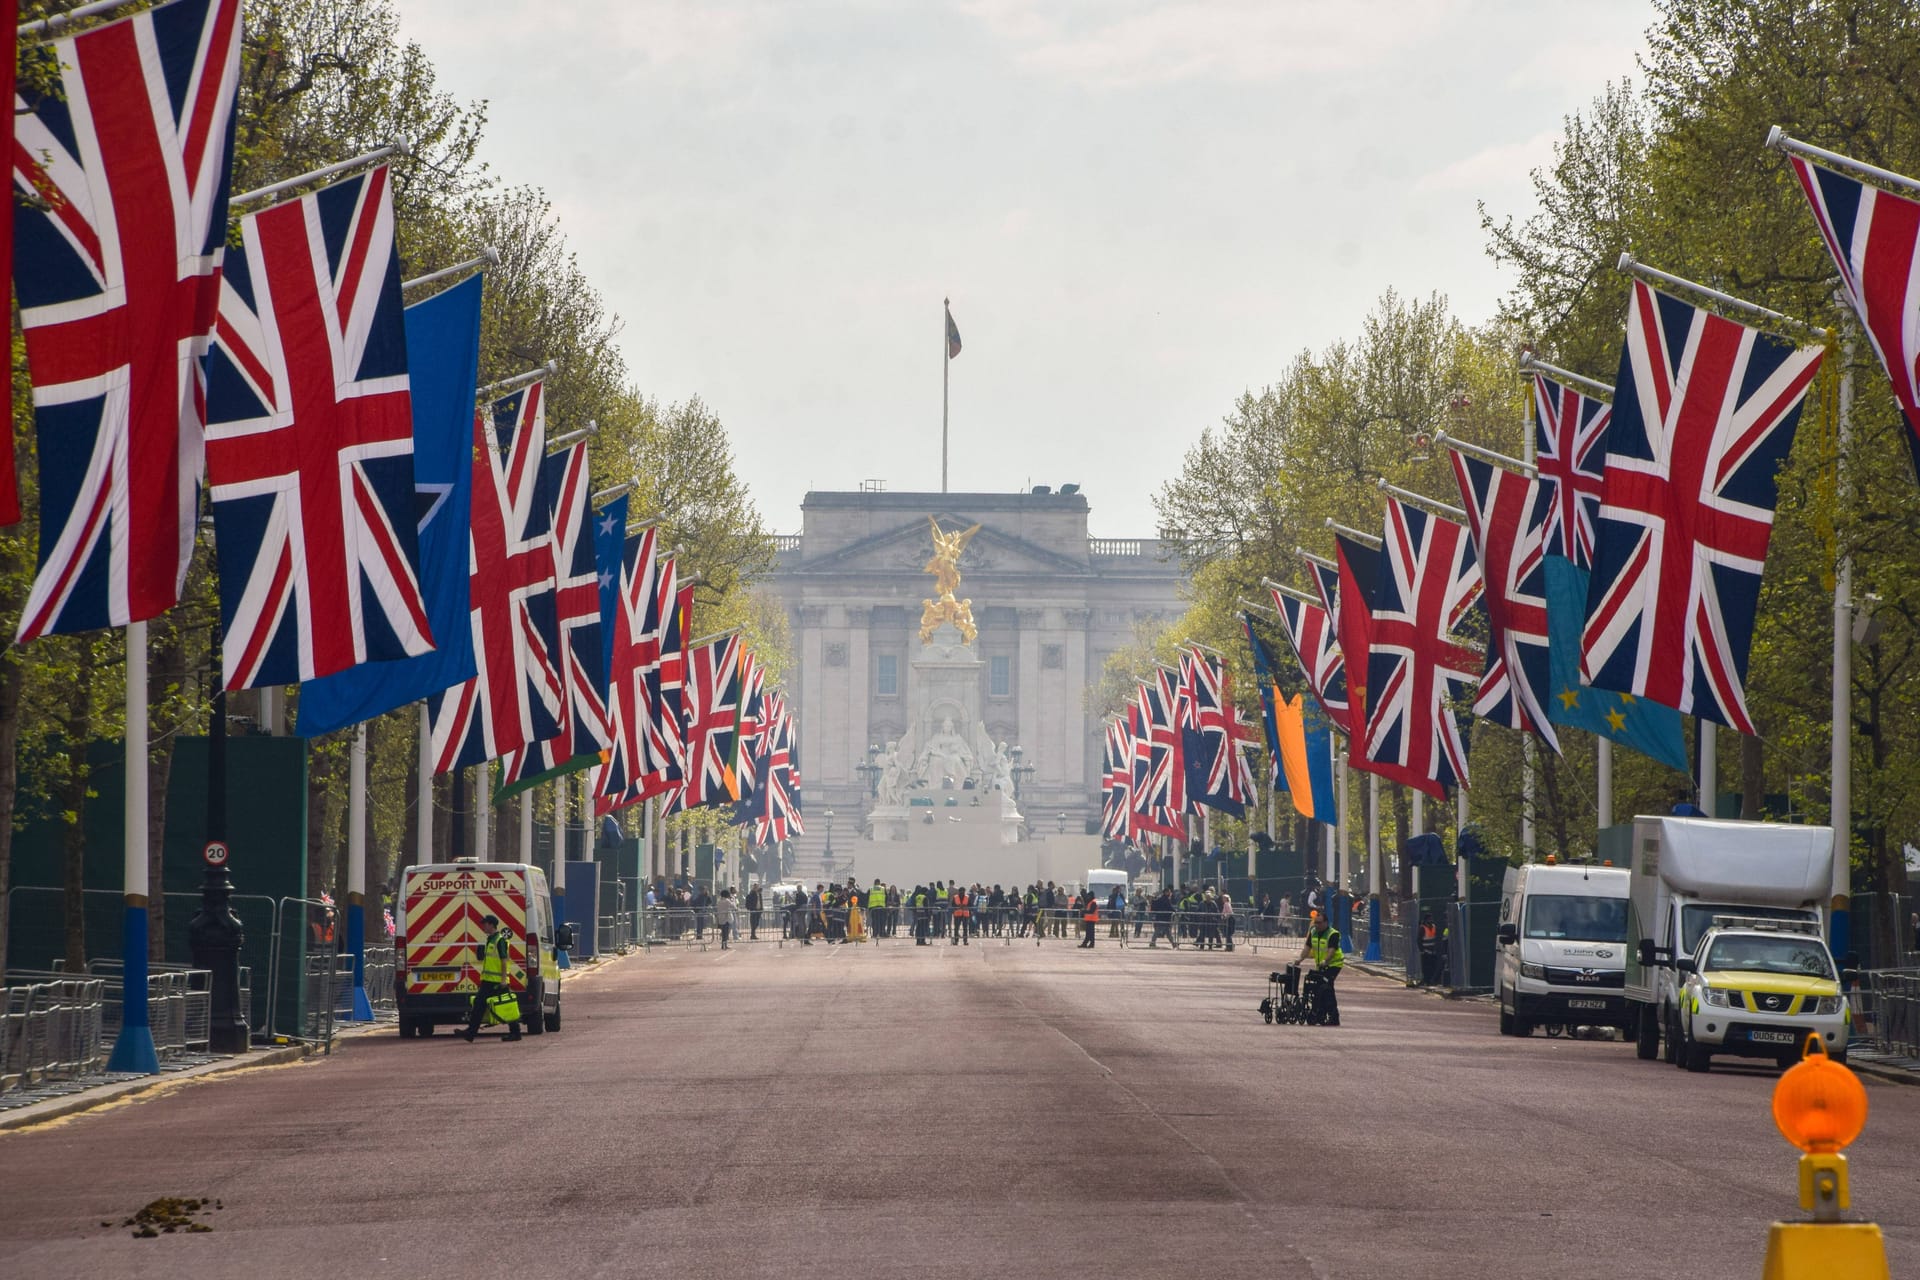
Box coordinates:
[476,767,491,861]
[1831,351,1855,960]
[1333,752,1347,886]
[519,784,535,863]
[417,704,434,865]
[942,298,951,494]
[1520,397,1540,860]
[1699,721,1717,817]
[1455,786,1469,900]
[1597,739,1613,829]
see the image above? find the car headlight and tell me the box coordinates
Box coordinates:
[1520,962,1546,980]
[1812,996,1843,1016]
[1702,987,1732,1008]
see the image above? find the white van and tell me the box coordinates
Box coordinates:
[1494,861,1631,1038]
[396,859,569,1038]
[1086,869,1129,903]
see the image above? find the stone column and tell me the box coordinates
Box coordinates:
[796,605,826,796]
[1065,608,1091,808]
[1016,608,1043,767]
[846,607,872,793]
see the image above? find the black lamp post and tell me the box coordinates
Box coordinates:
[854,744,881,799]
[1056,812,1067,835]
[188,620,249,1053]
[821,807,836,879]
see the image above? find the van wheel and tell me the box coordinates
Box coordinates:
[398,1016,417,1039]
[1499,1006,1515,1036]
[418,1020,436,1037]
[544,1003,561,1033]
[524,981,546,1036]
[1683,1032,1712,1073]
[1635,1007,1660,1060]
[1663,1010,1683,1066]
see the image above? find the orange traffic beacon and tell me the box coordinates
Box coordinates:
[1761,1034,1888,1280]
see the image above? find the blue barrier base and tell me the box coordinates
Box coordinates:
[1363,897,1382,962]
[343,902,373,1020]
[557,950,572,970]
[106,903,160,1074]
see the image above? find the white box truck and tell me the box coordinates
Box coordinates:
[1624,816,1836,1064]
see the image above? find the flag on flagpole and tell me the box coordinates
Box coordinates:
[1786,147,1920,476]
[296,273,483,735]
[1581,279,1824,732]
[12,0,242,639]
[1449,448,1556,749]
[205,165,431,690]
[0,0,18,527]
[1546,555,1688,772]
[1242,615,1287,793]
[946,304,962,359]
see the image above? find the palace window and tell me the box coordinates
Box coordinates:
[989,655,1012,697]
[877,653,898,697]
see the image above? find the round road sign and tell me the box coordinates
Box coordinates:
[203,841,231,867]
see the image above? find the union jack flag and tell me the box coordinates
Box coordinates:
[729,652,765,802]
[1581,280,1825,733]
[679,633,742,810]
[12,0,242,640]
[427,388,561,772]
[1332,536,1381,724]
[1363,499,1483,799]
[1532,372,1611,571]
[0,1,17,526]
[750,709,800,845]
[1272,586,1349,735]
[204,166,430,688]
[1787,149,1920,476]
[1101,720,1134,839]
[1180,648,1253,816]
[642,561,691,799]
[1131,684,1183,838]
[499,442,610,790]
[1449,449,1556,750]
[591,526,655,817]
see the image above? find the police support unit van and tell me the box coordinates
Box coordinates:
[395,859,572,1038]
[1494,861,1632,1038]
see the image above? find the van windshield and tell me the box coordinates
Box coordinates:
[1703,934,1833,979]
[1679,905,1814,955]
[1524,894,1627,942]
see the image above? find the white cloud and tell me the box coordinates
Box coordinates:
[957,0,1461,89]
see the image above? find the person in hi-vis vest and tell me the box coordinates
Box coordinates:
[1296,911,1344,1027]
[463,913,522,1042]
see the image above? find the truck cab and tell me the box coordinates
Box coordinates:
[1494,861,1631,1038]
[1673,917,1849,1072]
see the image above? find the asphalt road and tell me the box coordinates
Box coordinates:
[2,934,1916,1279]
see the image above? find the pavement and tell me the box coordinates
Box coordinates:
[1,935,1916,1279]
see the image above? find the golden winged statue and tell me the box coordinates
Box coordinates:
[919,517,982,644]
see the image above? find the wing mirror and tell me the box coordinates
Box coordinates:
[1496,923,1517,946]
[555,924,576,951]
[1637,939,1657,968]
[1676,957,1697,975]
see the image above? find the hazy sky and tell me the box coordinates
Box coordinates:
[393,0,1656,537]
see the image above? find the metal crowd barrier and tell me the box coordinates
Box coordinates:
[0,977,106,1098]
[637,907,716,949]
[362,944,397,1014]
[1849,967,1920,1061]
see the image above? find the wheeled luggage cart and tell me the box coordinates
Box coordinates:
[1259,965,1310,1024]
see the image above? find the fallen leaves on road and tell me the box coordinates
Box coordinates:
[113,1196,222,1238]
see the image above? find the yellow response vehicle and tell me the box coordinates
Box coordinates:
[396,859,571,1038]
[1673,917,1849,1073]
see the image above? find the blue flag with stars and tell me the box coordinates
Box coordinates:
[1545,554,1688,772]
[595,495,629,679]
[297,274,483,735]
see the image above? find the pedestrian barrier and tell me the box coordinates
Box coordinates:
[1847,967,1920,1061]
[0,977,105,1100]
[362,943,397,1014]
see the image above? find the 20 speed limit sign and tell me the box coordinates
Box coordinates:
[202,841,230,867]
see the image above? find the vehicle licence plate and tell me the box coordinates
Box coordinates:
[414,968,459,982]
[1568,999,1606,1010]
[1748,1029,1796,1044]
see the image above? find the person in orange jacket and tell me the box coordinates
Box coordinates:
[1079,891,1100,948]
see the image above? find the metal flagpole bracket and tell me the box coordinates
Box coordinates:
[689,625,743,649]
[229,142,411,216]
[592,481,634,509]
[18,0,151,44]
[1616,252,1828,345]
[1294,547,1336,569]
[1236,595,1282,615]
[402,246,500,295]
[1376,477,1467,522]
[624,516,659,535]
[477,361,558,401]
[1766,126,1920,202]
[1257,578,1318,606]
[1432,431,1534,476]
[1183,640,1226,658]
[1324,518,1382,549]
[549,419,597,450]
[1518,353,1614,402]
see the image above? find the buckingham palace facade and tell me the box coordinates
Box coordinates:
[765,487,1189,832]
